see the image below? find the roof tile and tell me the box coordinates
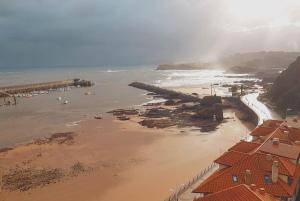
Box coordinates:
[195,184,280,201]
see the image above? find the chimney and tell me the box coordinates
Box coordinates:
[250,184,256,190]
[272,138,279,145]
[245,169,251,185]
[266,154,272,161]
[259,188,266,195]
[272,161,279,183]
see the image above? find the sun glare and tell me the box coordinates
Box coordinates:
[227,0,295,22]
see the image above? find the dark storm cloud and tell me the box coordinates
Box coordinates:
[0,0,300,67]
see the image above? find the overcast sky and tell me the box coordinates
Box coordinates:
[1,0,300,68]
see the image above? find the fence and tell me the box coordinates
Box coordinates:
[163,163,217,201]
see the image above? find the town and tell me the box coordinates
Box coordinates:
[191,119,300,201]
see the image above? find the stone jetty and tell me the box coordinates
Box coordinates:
[129,82,201,102]
[0,79,93,98]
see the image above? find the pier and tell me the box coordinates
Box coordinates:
[129,82,202,102]
[0,79,93,106]
[0,79,93,98]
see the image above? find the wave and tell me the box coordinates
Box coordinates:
[97,69,128,73]
[65,120,81,127]
[156,69,258,88]
[141,98,166,106]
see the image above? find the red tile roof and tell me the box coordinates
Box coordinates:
[228,141,261,153]
[250,127,277,137]
[193,121,300,200]
[215,151,296,176]
[195,184,280,201]
[256,153,296,176]
[269,129,289,142]
[287,127,300,142]
[193,153,298,197]
[215,151,248,167]
[261,120,284,128]
[259,140,300,160]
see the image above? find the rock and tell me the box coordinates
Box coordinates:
[94,115,102,120]
[193,107,215,120]
[164,99,179,106]
[70,162,86,176]
[107,109,139,116]
[139,119,175,128]
[202,95,222,106]
[271,56,300,110]
[129,82,201,103]
[0,147,13,153]
[34,132,75,145]
[2,167,64,191]
[73,79,93,87]
[117,116,130,121]
[146,92,157,96]
[143,107,171,118]
[181,102,202,110]
[192,103,223,121]
[214,103,224,121]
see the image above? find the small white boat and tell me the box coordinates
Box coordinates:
[63,100,69,104]
[57,97,62,101]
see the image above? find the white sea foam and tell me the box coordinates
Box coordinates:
[241,93,272,125]
[97,69,128,73]
[66,120,81,127]
[155,70,258,88]
[141,98,166,106]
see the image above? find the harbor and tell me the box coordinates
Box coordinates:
[0,79,93,106]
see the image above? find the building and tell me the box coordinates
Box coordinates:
[193,120,300,201]
[194,184,280,201]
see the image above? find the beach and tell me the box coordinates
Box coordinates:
[0,67,258,201]
[1,111,251,201]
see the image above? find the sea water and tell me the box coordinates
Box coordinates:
[0,66,257,148]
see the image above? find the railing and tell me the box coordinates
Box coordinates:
[163,163,217,201]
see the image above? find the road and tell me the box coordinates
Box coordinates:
[241,93,276,125]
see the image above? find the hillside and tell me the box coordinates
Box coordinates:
[157,51,300,74]
[271,56,300,110]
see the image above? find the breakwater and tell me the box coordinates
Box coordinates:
[0,79,93,98]
[129,82,201,102]
[224,96,259,126]
[241,93,273,125]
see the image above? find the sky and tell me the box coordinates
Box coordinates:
[1,0,300,68]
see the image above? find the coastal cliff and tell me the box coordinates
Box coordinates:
[271,56,300,110]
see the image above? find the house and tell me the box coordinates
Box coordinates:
[193,120,300,201]
[194,184,280,201]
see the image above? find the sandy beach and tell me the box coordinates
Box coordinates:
[1,1,300,201]
[0,107,251,201]
[0,68,261,201]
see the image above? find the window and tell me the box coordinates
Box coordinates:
[288,177,293,185]
[232,175,238,183]
[264,175,272,184]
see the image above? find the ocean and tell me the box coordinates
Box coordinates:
[0,66,257,148]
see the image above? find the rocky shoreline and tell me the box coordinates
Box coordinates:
[0,131,92,192]
[108,82,259,132]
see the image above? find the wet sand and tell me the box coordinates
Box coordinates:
[0,109,251,201]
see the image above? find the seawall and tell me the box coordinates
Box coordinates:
[0,79,93,97]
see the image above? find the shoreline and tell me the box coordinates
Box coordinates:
[0,69,271,201]
[0,109,252,201]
